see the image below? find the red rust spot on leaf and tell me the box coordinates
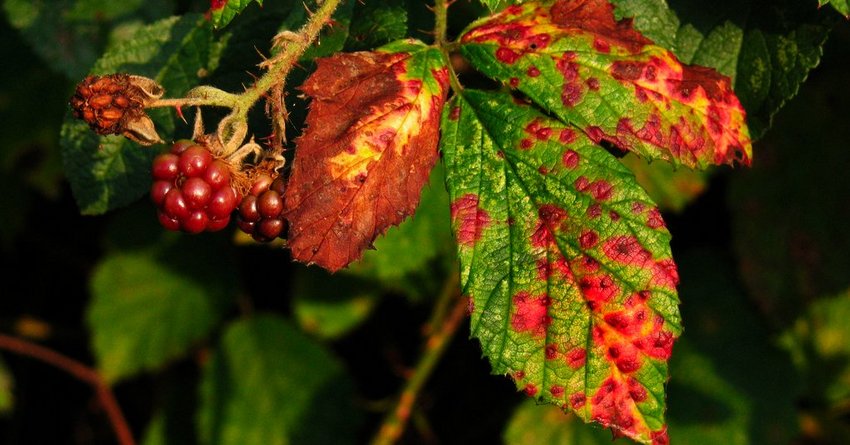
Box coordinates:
[511,292,552,337]
[449,106,460,120]
[586,77,600,91]
[527,66,541,77]
[550,385,565,397]
[586,203,602,219]
[566,347,587,368]
[570,392,587,409]
[562,149,580,168]
[602,235,651,265]
[590,377,638,436]
[509,77,520,87]
[525,383,538,396]
[647,207,665,229]
[593,38,611,53]
[652,428,670,445]
[545,344,558,360]
[531,204,569,247]
[628,377,648,402]
[520,138,533,149]
[587,179,613,200]
[580,274,619,306]
[559,128,577,144]
[651,259,679,288]
[496,47,521,64]
[586,126,604,143]
[579,230,599,249]
[451,194,491,246]
[210,0,227,11]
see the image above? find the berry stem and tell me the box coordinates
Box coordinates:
[369,272,465,445]
[0,333,136,445]
[434,0,464,94]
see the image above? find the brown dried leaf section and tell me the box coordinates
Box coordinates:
[284,51,447,271]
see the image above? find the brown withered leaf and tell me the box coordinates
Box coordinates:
[283,41,449,271]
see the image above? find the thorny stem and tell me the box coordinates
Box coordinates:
[149,0,343,153]
[369,277,467,445]
[0,333,135,445]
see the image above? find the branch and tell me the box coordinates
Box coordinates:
[370,275,466,445]
[0,333,135,445]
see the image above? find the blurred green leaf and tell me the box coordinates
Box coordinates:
[3,0,172,79]
[728,42,850,326]
[781,290,850,405]
[198,315,361,445]
[620,154,709,212]
[503,249,799,444]
[60,14,217,215]
[88,235,236,382]
[612,0,835,138]
[504,400,621,445]
[344,0,408,51]
[292,268,378,340]
[0,358,13,415]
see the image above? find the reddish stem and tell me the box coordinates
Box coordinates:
[0,333,135,445]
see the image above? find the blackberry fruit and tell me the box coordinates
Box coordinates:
[236,174,286,242]
[151,140,240,233]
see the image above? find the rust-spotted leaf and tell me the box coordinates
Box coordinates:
[460,0,752,169]
[283,40,449,272]
[442,90,680,443]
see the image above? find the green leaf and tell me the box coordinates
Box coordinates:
[210,0,263,29]
[460,0,752,169]
[60,14,217,215]
[620,154,709,212]
[728,44,850,326]
[344,0,408,51]
[441,89,680,443]
[820,0,850,17]
[611,0,835,138]
[88,236,236,382]
[503,249,799,445]
[2,0,171,79]
[293,268,379,340]
[198,315,361,445]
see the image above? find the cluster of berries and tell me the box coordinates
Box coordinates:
[150,140,286,241]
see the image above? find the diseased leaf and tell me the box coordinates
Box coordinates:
[442,89,680,443]
[283,40,449,272]
[460,0,752,169]
[88,236,236,382]
[198,315,361,445]
[611,0,835,138]
[503,249,799,445]
[60,15,217,215]
[210,0,262,29]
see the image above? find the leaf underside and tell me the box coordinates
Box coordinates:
[441,89,680,444]
[460,0,752,169]
[821,0,850,17]
[283,40,449,272]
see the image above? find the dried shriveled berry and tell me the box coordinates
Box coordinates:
[151,139,241,233]
[70,74,164,145]
[236,174,287,242]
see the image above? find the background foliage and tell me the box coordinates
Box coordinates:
[0,0,848,443]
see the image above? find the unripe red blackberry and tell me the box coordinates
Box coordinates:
[151,140,240,233]
[70,74,164,145]
[236,174,286,242]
